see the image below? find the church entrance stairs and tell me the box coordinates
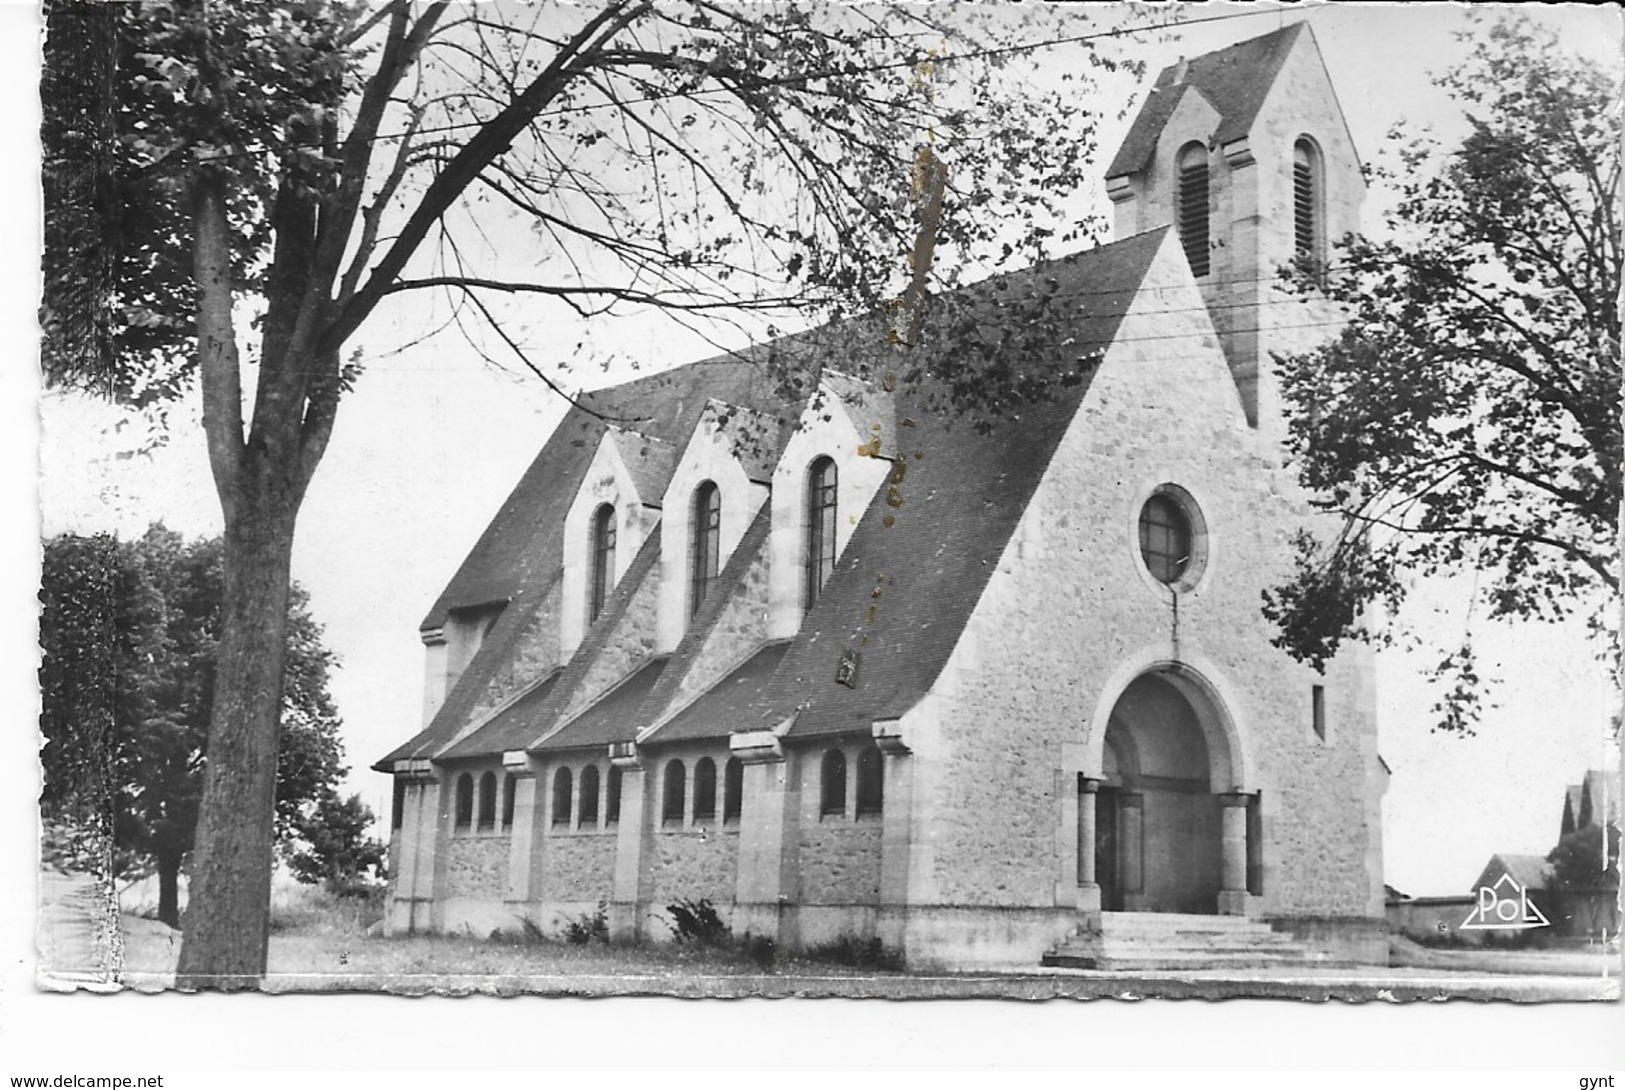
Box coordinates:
[1041,911,1333,971]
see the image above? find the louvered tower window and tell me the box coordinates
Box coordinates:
[1177,144,1209,277]
[691,481,721,618]
[804,456,838,613]
[589,503,616,622]
[1293,140,1321,275]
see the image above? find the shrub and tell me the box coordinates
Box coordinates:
[743,933,777,970]
[665,897,728,945]
[516,915,551,945]
[802,933,904,971]
[565,901,610,945]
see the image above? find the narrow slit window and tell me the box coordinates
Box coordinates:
[590,504,616,622]
[605,765,623,826]
[1178,144,1210,277]
[662,760,687,825]
[723,757,743,824]
[855,745,884,817]
[693,757,717,822]
[1311,684,1326,740]
[820,749,847,817]
[552,766,573,827]
[454,773,473,830]
[391,778,406,831]
[804,457,838,613]
[476,771,497,831]
[500,773,516,830]
[578,764,600,828]
[691,482,721,618]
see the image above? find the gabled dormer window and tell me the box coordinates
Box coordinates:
[691,481,721,618]
[804,456,838,613]
[590,503,616,622]
[1178,143,1209,277]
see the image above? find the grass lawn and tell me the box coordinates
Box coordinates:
[110,885,1619,1000]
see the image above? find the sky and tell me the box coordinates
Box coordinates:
[5,0,1623,1072]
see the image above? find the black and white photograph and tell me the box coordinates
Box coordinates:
[8,0,1624,1074]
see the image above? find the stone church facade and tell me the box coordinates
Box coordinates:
[376,24,1389,968]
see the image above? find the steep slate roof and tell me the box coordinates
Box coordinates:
[437,519,665,761]
[1106,23,1305,179]
[434,670,561,759]
[534,656,671,753]
[736,230,1168,741]
[606,427,678,506]
[382,228,1168,768]
[643,641,793,744]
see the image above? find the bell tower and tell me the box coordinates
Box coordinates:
[1104,23,1364,444]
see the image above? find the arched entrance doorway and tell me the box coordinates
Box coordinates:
[1081,668,1252,915]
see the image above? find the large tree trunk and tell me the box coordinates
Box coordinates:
[174,496,299,989]
[155,845,182,930]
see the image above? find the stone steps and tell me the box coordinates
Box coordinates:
[1042,912,1329,971]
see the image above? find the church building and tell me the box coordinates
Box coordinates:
[375,23,1390,969]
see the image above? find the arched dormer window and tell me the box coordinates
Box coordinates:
[690,481,721,618]
[578,764,601,828]
[454,773,474,830]
[1293,139,1323,276]
[551,766,573,828]
[1177,143,1209,277]
[476,771,497,830]
[820,748,847,817]
[804,457,838,613]
[590,504,617,622]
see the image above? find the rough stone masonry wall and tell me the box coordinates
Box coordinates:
[469,582,564,723]
[673,543,773,707]
[562,560,663,720]
[443,834,510,901]
[536,829,617,903]
[914,237,1378,918]
[794,738,883,907]
[644,742,743,918]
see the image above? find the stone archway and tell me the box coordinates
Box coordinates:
[1077,664,1254,917]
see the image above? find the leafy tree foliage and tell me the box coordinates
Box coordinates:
[41,0,1149,984]
[288,790,385,895]
[1547,822,1621,894]
[39,527,361,927]
[1264,16,1621,731]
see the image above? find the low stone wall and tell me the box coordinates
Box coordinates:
[1266,914,1390,963]
[799,818,882,906]
[538,833,617,903]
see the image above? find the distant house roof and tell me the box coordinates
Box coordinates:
[1474,853,1551,895]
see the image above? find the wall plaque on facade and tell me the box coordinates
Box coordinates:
[835,648,860,688]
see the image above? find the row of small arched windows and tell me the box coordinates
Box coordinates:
[551,763,623,829]
[661,756,744,826]
[453,744,884,835]
[453,771,516,833]
[821,746,884,819]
